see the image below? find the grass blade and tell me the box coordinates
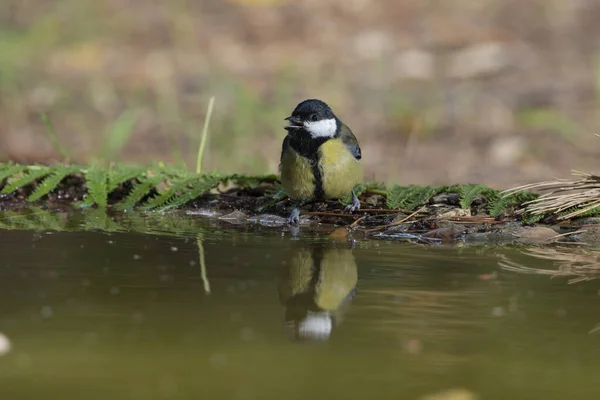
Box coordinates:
[196,96,215,174]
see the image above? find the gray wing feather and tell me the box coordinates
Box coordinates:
[340,124,362,160]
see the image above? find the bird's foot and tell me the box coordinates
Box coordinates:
[344,191,361,213]
[287,207,301,225]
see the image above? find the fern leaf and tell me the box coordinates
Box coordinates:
[489,196,510,218]
[141,174,225,211]
[30,210,65,231]
[556,203,600,220]
[116,175,166,211]
[0,211,31,230]
[27,166,78,202]
[488,191,537,217]
[154,163,193,180]
[15,207,66,231]
[1,166,51,194]
[0,210,49,230]
[521,213,543,225]
[154,175,223,211]
[107,165,146,193]
[385,184,443,210]
[139,176,195,210]
[83,166,108,207]
[386,185,411,209]
[84,208,124,231]
[402,186,437,210]
[0,163,27,185]
[459,184,498,209]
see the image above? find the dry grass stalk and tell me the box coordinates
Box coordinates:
[498,247,600,284]
[501,170,600,219]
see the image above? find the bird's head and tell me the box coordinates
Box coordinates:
[284,99,339,138]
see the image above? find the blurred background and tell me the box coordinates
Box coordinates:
[1,0,600,188]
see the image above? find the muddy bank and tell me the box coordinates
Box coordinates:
[1,175,598,246]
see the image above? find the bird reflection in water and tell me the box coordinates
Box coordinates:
[278,244,358,341]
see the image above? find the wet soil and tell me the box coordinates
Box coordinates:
[2,175,598,246]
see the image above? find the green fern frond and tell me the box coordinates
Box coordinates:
[489,196,511,218]
[83,166,108,207]
[16,207,65,231]
[459,184,499,210]
[0,210,52,230]
[27,166,79,202]
[107,165,146,193]
[0,211,33,230]
[141,173,233,211]
[30,210,65,231]
[83,208,124,231]
[0,163,28,186]
[488,191,539,217]
[384,185,443,210]
[386,185,410,209]
[140,176,198,210]
[116,175,166,211]
[521,213,544,225]
[402,186,437,210]
[153,162,192,180]
[153,175,224,211]
[1,166,51,194]
[556,203,600,220]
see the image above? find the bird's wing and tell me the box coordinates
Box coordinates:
[279,135,291,167]
[340,124,362,160]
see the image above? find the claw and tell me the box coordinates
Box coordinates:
[344,190,361,213]
[287,207,301,225]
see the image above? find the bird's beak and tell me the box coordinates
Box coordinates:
[284,116,303,131]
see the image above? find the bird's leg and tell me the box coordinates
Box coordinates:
[287,200,302,225]
[344,190,361,213]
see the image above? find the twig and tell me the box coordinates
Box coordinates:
[349,215,367,229]
[357,208,419,214]
[304,211,358,218]
[550,231,583,239]
[366,206,426,233]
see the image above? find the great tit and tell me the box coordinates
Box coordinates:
[278,245,358,341]
[280,99,363,224]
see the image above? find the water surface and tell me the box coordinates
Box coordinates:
[1,213,600,399]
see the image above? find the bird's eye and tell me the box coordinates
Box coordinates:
[310,114,318,121]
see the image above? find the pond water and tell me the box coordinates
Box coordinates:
[1,211,600,399]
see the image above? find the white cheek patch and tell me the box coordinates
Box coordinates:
[304,118,337,138]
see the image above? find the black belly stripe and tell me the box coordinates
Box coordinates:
[309,246,324,288]
[312,160,325,200]
[287,130,329,201]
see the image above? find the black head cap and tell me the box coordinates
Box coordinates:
[288,99,336,122]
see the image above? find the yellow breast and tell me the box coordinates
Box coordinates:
[280,147,316,201]
[280,138,363,201]
[318,139,363,199]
